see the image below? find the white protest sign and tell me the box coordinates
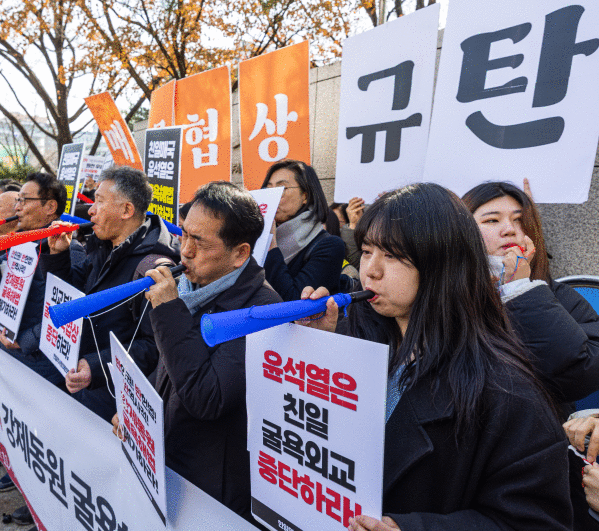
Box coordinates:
[0,350,260,531]
[39,274,84,376]
[57,142,85,214]
[334,4,440,204]
[249,187,284,267]
[247,323,388,531]
[424,0,599,203]
[81,155,106,182]
[0,242,38,343]
[110,332,167,525]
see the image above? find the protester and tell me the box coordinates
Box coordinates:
[462,181,599,413]
[339,196,365,270]
[262,159,344,301]
[42,166,180,422]
[301,183,572,530]
[129,181,281,522]
[0,190,19,237]
[325,207,359,287]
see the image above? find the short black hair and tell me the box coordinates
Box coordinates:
[26,172,67,216]
[192,181,264,252]
[98,166,152,219]
[0,180,21,192]
[261,159,328,224]
[178,201,193,221]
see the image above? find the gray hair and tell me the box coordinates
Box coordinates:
[98,166,152,219]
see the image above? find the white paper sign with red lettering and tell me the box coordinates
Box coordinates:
[249,187,284,267]
[246,323,389,531]
[110,332,166,525]
[0,242,38,342]
[40,274,84,376]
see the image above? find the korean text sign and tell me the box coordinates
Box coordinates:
[110,333,166,524]
[80,155,106,183]
[85,92,143,170]
[335,5,440,204]
[424,0,599,203]
[144,127,182,225]
[0,242,38,342]
[174,66,232,202]
[148,80,176,128]
[248,187,284,267]
[39,274,84,377]
[247,324,388,531]
[239,41,310,190]
[57,143,84,215]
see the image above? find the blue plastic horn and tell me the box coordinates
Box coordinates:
[201,290,374,347]
[49,264,186,328]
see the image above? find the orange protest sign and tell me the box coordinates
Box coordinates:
[85,92,143,170]
[174,66,232,203]
[148,80,175,128]
[238,41,310,190]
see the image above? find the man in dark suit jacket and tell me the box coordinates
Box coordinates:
[141,181,281,522]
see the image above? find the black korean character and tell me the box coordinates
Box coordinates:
[2,405,15,447]
[45,449,68,508]
[262,419,282,454]
[305,403,329,441]
[29,432,45,483]
[15,421,30,467]
[96,496,117,531]
[282,430,304,466]
[329,452,356,493]
[70,472,95,531]
[283,393,304,430]
[305,441,328,479]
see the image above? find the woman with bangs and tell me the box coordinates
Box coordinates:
[462,182,599,416]
[301,183,572,531]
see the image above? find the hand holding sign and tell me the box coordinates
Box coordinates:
[0,327,19,350]
[347,197,365,229]
[348,515,401,531]
[66,358,92,393]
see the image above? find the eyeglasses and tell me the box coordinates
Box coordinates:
[15,197,43,205]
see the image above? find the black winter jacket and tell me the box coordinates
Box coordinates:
[40,215,180,388]
[150,258,281,521]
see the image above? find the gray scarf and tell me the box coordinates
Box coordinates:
[276,209,323,264]
[178,258,249,314]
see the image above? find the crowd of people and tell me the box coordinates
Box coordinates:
[1,162,599,531]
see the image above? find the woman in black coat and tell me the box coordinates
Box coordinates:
[262,160,344,301]
[301,184,572,531]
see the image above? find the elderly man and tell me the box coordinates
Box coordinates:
[43,166,180,422]
[0,190,19,236]
[139,181,281,522]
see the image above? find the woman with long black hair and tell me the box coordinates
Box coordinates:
[301,183,571,530]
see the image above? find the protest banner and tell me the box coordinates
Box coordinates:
[247,323,388,531]
[57,143,85,215]
[81,155,106,183]
[149,80,176,128]
[239,41,310,190]
[85,92,144,170]
[39,273,84,376]
[334,5,440,204]
[174,66,232,202]
[424,0,599,203]
[110,332,166,524]
[0,242,38,342]
[0,351,259,531]
[248,187,284,267]
[144,127,183,225]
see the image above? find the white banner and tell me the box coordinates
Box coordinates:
[334,5,440,204]
[249,187,284,267]
[110,332,166,524]
[0,351,260,531]
[424,0,599,203]
[40,274,84,376]
[0,242,38,342]
[247,324,389,531]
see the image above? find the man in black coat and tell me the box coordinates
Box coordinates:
[42,166,180,422]
[142,181,282,522]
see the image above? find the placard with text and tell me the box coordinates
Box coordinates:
[57,143,85,215]
[248,187,284,267]
[247,324,388,531]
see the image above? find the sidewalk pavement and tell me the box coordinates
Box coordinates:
[0,465,34,530]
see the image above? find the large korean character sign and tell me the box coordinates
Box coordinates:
[0,242,38,342]
[85,92,144,171]
[148,79,176,129]
[424,0,599,203]
[174,66,232,202]
[144,127,182,225]
[335,5,440,204]
[247,323,388,531]
[40,274,84,376]
[239,41,310,190]
[57,143,85,215]
[110,333,166,525]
